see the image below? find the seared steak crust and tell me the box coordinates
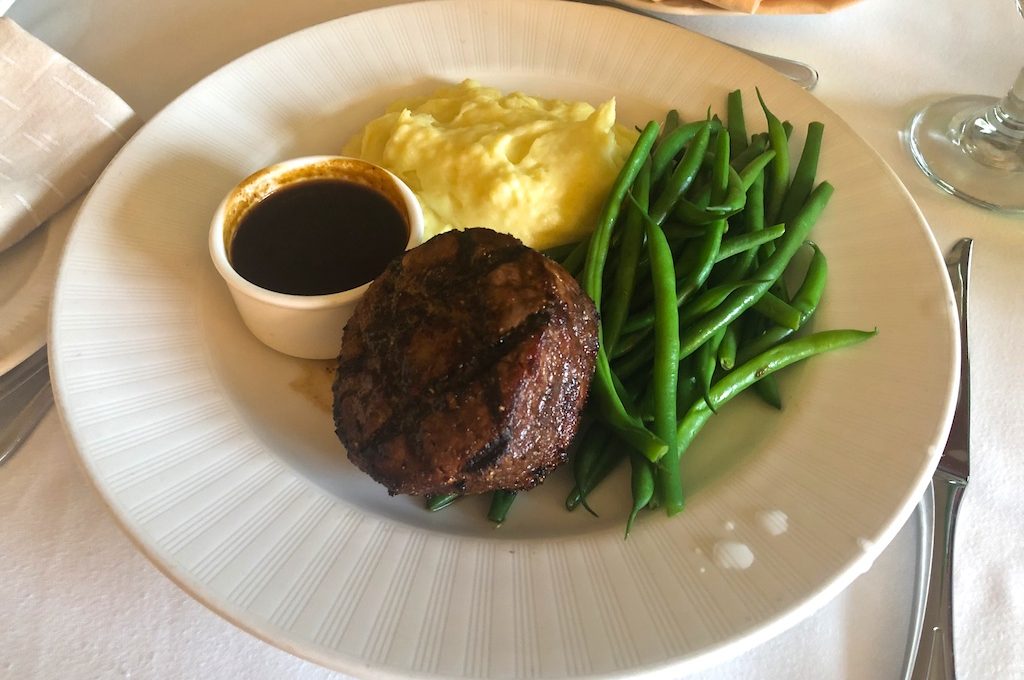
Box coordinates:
[332,228,598,496]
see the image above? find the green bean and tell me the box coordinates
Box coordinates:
[790,242,828,319]
[671,194,717,226]
[676,182,834,362]
[680,280,769,326]
[583,121,659,309]
[582,121,667,462]
[622,372,648,405]
[636,382,656,423]
[696,326,726,412]
[639,179,733,317]
[753,374,783,410]
[561,412,593,485]
[610,327,652,359]
[676,364,700,413]
[663,109,681,137]
[718,324,739,371]
[715,224,785,263]
[738,149,777,191]
[566,436,627,513]
[626,452,655,537]
[644,212,680,478]
[425,493,459,512]
[624,190,704,308]
[561,237,590,277]
[659,132,725,512]
[756,89,791,225]
[571,423,606,494]
[769,272,790,301]
[693,181,715,207]
[726,89,748,158]
[735,242,828,363]
[671,174,745,227]
[487,490,518,525]
[543,242,579,263]
[711,129,732,200]
[737,325,793,366]
[675,329,877,451]
[591,354,665,460]
[651,119,722,181]
[655,445,685,515]
[675,130,731,304]
[752,291,802,330]
[663,223,707,241]
[611,336,655,381]
[675,221,726,305]
[719,172,766,283]
[778,121,825,225]
[650,122,712,225]
[707,167,746,214]
[621,277,764,336]
[729,133,768,173]
[604,160,651,353]
[610,368,643,416]
[568,425,610,512]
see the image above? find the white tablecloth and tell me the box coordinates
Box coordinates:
[2,1,1023,678]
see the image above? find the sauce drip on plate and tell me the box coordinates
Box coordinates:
[230,179,408,296]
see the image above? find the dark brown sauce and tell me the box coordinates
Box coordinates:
[229,179,408,296]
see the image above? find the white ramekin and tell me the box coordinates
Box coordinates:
[209,155,424,360]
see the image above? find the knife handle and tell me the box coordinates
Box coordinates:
[911,474,967,680]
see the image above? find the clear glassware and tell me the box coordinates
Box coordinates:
[906,0,1024,213]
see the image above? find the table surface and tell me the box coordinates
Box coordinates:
[2,0,1023,678]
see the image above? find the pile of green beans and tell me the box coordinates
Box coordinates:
[558,88,874,535]
[425,89,875,532]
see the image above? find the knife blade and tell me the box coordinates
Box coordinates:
[907,237,973,680]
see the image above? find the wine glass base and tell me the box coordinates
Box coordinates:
[907,95,1024,214]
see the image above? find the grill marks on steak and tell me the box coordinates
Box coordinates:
[333,228,598,497]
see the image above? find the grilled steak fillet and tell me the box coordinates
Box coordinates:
[332,227,598,496]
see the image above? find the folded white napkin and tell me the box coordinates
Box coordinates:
[0,18,140,253]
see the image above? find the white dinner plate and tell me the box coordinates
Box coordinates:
[50,1,958,678]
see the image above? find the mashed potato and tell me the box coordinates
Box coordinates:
[343,80,638,250]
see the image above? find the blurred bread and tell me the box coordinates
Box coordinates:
[646,0,858,14]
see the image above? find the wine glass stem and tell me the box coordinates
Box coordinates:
[996,68,1024,126]
[961,67,1024,171]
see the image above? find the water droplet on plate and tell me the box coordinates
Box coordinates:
[712,541,754,570]
[755,509,789,536]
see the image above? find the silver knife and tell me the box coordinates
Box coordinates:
[0,346,52,466]
[906,237,973,679]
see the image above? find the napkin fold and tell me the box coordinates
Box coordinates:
[649,0,859,14]
[0,18,140,253]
